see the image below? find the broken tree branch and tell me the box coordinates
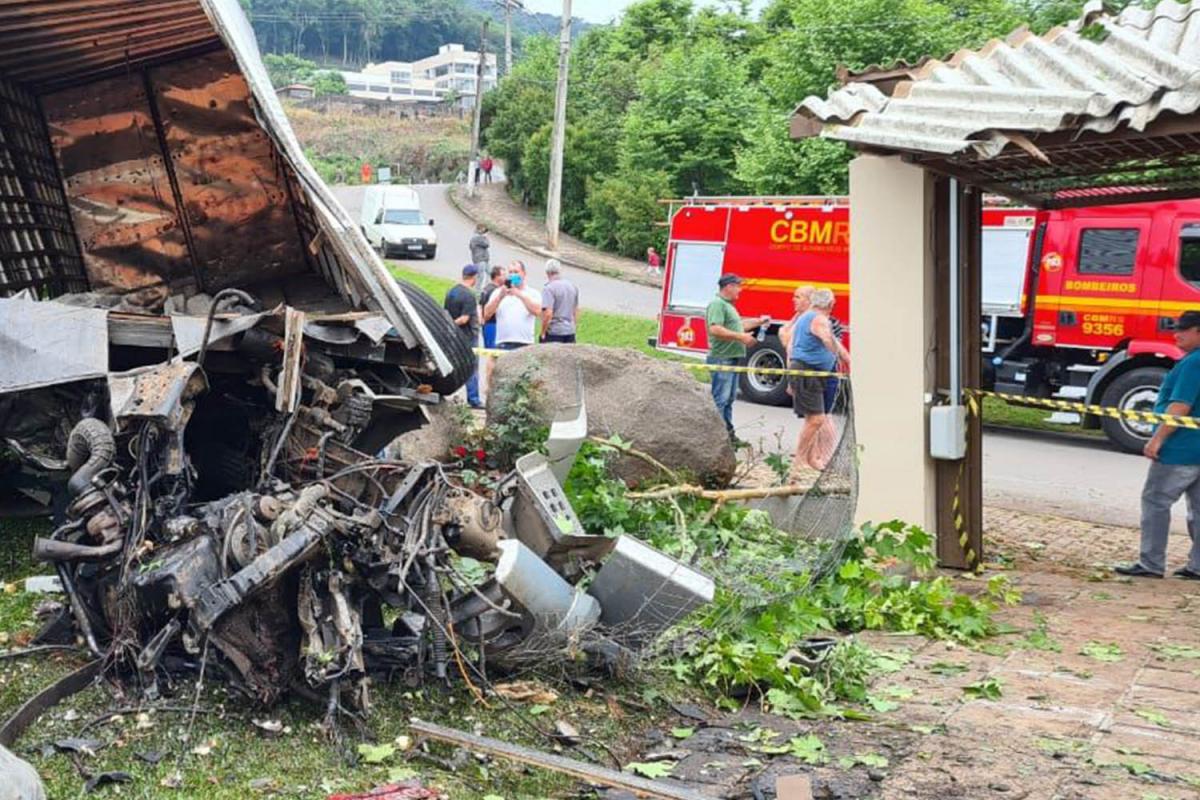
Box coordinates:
[587,436,679,483]
[410,720,708,800]
[628,483,817,502]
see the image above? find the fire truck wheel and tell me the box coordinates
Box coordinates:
[1099,366,1166,454]
[739,336,791,406]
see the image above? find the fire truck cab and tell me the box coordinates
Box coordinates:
[991,199,1200,451]
[654,196,1200,453]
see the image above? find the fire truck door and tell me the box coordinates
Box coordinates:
[1157,217,1200,331]
[1053,219,1153,348]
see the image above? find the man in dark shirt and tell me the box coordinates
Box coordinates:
[444,264,482,407]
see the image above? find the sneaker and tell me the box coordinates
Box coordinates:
[1172,567,1200,581]
[1113,563,1164,578]
[729,435,749,449]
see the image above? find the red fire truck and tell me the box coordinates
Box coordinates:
[654,196,1200,453]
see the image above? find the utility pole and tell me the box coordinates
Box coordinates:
[467,18,489,199]
[500,0,521,76]
[545,0,571,250]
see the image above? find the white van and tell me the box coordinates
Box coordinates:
[360,185,437,259]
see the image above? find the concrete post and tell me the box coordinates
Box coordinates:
[848,155,937,532]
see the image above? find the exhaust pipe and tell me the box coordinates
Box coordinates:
[65,418,115,498]
[32,537,123,563]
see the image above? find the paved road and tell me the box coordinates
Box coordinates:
[329,183,1169,534]
[733,401,1177,533]
[331,184,661,318]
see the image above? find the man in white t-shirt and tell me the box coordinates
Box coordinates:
[484,260,541,349]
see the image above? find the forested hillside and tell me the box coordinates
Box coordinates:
[239,0,586,66]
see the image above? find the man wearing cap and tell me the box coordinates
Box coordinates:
[540,259,579,343]
[444,264,482,408]
[705,274,769,442]
[1116,309,1200,580]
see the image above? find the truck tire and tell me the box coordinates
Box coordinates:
[1099,366,1166,454]
[395,279,477,397]
[739,335,790,406]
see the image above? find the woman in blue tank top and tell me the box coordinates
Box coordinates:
[783,288,848,473]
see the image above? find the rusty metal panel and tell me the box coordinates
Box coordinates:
[0,1,219,93]
[150,50,309,293]
[43,76,194,308]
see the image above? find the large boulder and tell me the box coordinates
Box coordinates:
[486,344,736,486]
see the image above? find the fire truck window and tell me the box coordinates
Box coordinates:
[667,243,726,308]
[1181,225,1200,289]
[1077,228,1138,276]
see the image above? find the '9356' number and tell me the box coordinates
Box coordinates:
[1082,321,1125,336]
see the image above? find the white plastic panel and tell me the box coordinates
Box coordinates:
[667,242,725,309]
[981,226,1032,318]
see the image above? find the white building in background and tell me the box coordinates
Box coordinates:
[341,44,498,110]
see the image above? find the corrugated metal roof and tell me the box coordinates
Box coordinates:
[795,0,1200,160]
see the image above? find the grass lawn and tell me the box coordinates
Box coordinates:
[389,265,660,356]
[980,395,1102,437]
[392,264,1120,437]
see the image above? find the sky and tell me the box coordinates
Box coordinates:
[521,0,769,24]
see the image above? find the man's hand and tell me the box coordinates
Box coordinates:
[1144,436,1163,460]
[740,332,755,346]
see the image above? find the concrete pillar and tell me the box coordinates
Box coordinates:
[849,155,937,531]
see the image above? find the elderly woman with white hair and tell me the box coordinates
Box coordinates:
[785,287,849,472]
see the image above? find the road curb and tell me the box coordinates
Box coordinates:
[445,184,663,291]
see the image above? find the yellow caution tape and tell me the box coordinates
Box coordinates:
[969,389,1200,429]
[952,388,1200,572]
[953,392,982,571]
[682,363,844,379]
[473,347,844,379]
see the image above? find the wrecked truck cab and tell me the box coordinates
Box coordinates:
[0,4,718,744]
[0,0,474,429]
[0,0,477,509]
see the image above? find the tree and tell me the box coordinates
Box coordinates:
[243,0,514,66]
[735,110,851,196]
[736,0,1033,196]
[480,36,557,202]
[617,39,761,198]
[311,70,348,96]
[479,0,1088,260]
[263,53,319,87]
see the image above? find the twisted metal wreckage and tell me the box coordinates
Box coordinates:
[0,0,715,741]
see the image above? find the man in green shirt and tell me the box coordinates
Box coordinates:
[705,274,769,441]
